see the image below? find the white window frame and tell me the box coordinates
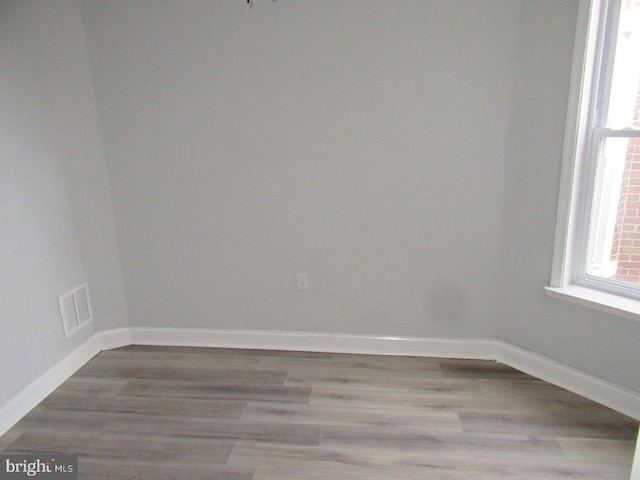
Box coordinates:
[546,0,640,322]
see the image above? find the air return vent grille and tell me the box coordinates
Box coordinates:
[58,283,93,338]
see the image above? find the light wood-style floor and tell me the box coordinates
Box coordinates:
[0,345,637,479]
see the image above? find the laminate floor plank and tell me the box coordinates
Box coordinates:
[283,367,445,390]
[473,454,633,480]
[320,425,567,459]
[240,401,462,430]
[17,408,115,432]
[89,350,263,370]
[77,365,289,386]
[459,409,637,439]
[119,379,312,403]
[0,427,23,453]
[227,442,481,472]
[229,442,633,480]
[6,430,234,464]
[228,443,486,480]
[52,376,129,396]
[558,436,637,463]
[258,353,443,374]
[0,345,636,479]
[477,377,602,404]
[39,392,247,419]
[439,359,534,380]
[78,458,254,480]
[308,384,501,411]
[103,414,322,446]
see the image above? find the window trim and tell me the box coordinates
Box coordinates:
[546,0,640,322]
[578,128,640,297]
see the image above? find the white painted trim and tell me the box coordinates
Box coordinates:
[545,284,640,323]
[1,327,638,443]
[129,327,498,360]
[494,340,640,420]
[130,327,640,419]
[550,0,599,287]
[0,335,101,437]
[632,426,640,480]
[96,327,132,351]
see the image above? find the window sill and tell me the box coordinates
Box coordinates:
[545,284,640,323]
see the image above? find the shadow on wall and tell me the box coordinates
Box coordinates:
[424,281,471,329]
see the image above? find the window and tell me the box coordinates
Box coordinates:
[548,0,640,318]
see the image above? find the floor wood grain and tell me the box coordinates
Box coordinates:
[1,345,637,479]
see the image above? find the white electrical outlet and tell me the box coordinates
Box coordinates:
[297,273,308,290]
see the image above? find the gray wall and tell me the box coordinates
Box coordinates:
[81,0,521,338]
[498,0,640,392]
[0,0,127,407]
[2,0,638,412]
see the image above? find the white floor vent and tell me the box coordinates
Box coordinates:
[58,282,93,338]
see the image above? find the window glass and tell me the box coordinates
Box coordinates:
[583,0,640,289]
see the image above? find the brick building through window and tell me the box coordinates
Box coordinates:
[610,77,640,283]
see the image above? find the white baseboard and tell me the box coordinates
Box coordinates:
[97,327,132,351]
[0,335,101,437]
[129,327,640,419]
[494,341,640,420]
[632,428,640,480]
[129,327,498,359]
[1,327,639,438]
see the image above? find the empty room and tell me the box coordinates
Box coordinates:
[1,0,639,478]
